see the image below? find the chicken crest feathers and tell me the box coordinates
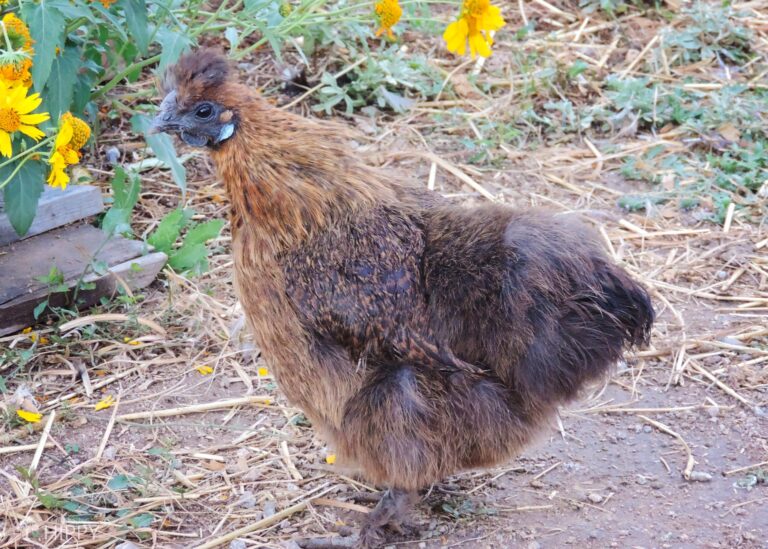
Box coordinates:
[161,49,231,107]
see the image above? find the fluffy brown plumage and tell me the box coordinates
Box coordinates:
[153,49,654,547]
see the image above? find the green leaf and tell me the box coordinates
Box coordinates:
[21,1,67,91]
[119,0,150,55]
[33,300,48,320]
[156,28,193,73]
[183,220,225,247]
[147,208,188,254]
[1,161,45,236]
[43,47,82,120]
[102,168,141,236]
[168,243,208,272]
[129,513,154,528]
[37,491,66,509]
[107,474,140,491]
[131,114,186,193]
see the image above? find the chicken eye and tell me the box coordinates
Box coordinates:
[195,103,214,120]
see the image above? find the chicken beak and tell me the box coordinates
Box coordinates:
[150,90,180,134]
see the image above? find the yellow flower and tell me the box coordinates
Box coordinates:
[196,365,214,375]
[0,82,49,158]
[47,112,91,189]
[257,366,269,377]
[2,13,33,50]
[94,395,115,411]
[325,454,337,465]
[443,0,506,59]
[22,327,32,334]
[90,0,118,7]
[0,13,34,87]
[0,57,33,88]
[17,409,43,423]
[374,0,402,39]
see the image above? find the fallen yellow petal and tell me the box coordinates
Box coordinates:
[123,337,140,346]
[257,367,269,377]
[17,410,43,423]
[325,454,337,465]
[196,365,214,375]
[22,327,32,334]
[94,395,115,411]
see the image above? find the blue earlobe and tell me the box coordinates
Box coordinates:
[217,123,235,143]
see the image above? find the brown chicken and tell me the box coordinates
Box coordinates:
[152,50,654,547]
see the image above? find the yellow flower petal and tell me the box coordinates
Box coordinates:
[18,124,45,141]
[257,366,269,377]
[325,454,337,465]
[469,31,491,58]
[0,130,11,158]
[443,19,469,56]
[196,365,214,375]
[17,410,43,423]
[94,395,115,411]
[22,327,32,334]
[20,112,50,125]
[16,91,43,115]
[54,120,73,149]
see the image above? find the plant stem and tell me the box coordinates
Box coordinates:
[0,137,53,171]
[92,54,161,100]
[0,152,34,191]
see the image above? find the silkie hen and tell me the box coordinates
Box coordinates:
[153,50,654,547]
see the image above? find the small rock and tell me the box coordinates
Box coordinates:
[529,480,545,489]
[718,336,741,346]
[282,542,301,549]
[115,543,139,549]
[105,146,121,165]
[643,425,652,434]
[707,406,720,418]
[418,543,427,549]
[235,491,256,509]
[262,500,277,518]
[688,471,713,482]
[636,476,648,485]
[587,493,604,504]
[229,540,246,549]
[102,446,117,461]
[716,271,728,280]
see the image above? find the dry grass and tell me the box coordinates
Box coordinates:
[1,0,767,547]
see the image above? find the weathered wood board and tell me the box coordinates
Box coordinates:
[0,224,167,336]
[0,185,104,246]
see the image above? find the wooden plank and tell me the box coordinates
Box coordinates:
[0,225,167,336]
[0,185,103,246]
[0,224,144,304]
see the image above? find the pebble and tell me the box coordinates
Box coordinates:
[688,471,713,482]
[105,146,121,165]
[587,493,604,504]
[115,543,139,549]
[229,540,246,549]
[263,500,277,518]
[643,425,652,433]
[235,491,256,509]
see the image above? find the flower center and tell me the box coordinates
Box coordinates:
[0,107,21,132]
[464,0,490,18]
[375,0,401,28]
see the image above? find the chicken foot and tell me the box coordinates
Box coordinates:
[358,488,418,548]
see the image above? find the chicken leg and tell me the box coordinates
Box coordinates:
[359,489,418,547]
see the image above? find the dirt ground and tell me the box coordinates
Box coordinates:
[2,150,766,547]
[2,3,768,548]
